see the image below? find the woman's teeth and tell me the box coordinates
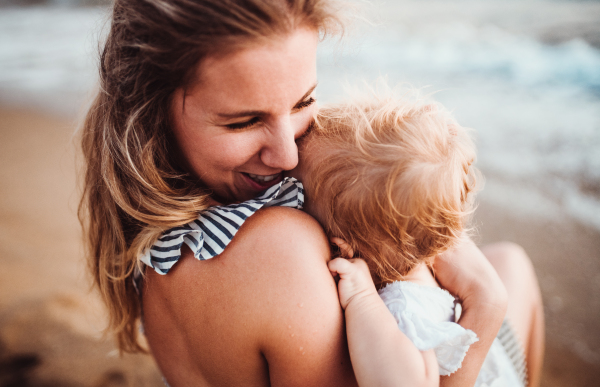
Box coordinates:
[247,173,280,183]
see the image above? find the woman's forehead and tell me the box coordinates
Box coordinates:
[185,28,319,114]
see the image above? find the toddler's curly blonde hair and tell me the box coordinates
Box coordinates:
[298,94,480,285]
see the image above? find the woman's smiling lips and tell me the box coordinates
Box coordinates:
[241,172,284,191]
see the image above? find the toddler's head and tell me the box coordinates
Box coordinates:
[294,95,480,285]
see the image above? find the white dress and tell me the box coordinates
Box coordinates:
[378,281,525,386]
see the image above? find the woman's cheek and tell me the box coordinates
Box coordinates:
[214,133,262,167]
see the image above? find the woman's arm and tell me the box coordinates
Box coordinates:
[329,257,439,387]
[434,237,509,387]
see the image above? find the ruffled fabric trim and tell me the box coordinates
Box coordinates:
[379,281,479,376]
[140,177,304,275]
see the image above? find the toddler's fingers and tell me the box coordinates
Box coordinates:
[346,258,371,276]
[328,257,355,276]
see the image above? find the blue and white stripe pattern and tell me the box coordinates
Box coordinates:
[140,177,304,275]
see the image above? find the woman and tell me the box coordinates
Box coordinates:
[79,0,544,386]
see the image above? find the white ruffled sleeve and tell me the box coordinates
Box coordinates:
[378,281,479,376]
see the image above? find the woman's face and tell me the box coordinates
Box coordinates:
[171,27,319,204]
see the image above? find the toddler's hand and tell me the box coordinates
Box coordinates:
[328,258,378,310]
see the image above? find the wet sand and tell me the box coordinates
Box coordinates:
[0,106,599,386]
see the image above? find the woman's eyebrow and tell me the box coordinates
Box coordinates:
[215,83,318,119]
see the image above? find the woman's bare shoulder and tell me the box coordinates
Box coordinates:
[241,206,329,246]
[167,206,332,284]
[233,205,332,263]
[144,207,357,386]
[151,206,331,295]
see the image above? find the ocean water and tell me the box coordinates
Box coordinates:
[0,0,599,232]
[316,0,600,232]
[0,6,106,114]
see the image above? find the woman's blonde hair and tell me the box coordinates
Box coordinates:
[300,94,480,285]
[79,0,342,353]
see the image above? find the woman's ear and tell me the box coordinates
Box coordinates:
[329,237,354,259]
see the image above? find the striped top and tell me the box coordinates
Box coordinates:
[140,177,304,275]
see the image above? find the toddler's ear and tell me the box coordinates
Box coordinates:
[330,237,354,259]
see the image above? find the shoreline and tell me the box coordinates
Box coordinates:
[1,106,599,385]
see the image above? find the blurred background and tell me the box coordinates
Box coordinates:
[0,0,599,385]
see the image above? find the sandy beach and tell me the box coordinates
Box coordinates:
[0,106,599,386]
[0,108,163,386]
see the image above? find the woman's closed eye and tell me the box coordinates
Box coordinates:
[225,116,261,130]
[223,97,315,130]
[293,96,316,111]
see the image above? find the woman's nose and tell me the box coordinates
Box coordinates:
[260,118,299,171]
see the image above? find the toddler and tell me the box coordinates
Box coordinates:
[290,94,526,387]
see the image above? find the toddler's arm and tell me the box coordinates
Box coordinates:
[329,257,439,387]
